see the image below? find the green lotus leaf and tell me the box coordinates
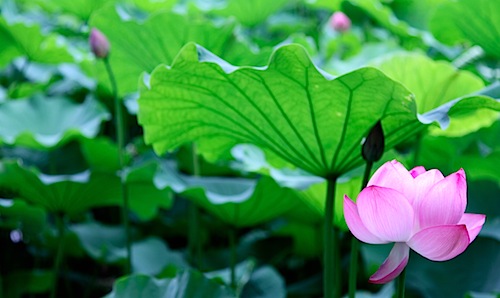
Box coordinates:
[71,222,128,263]
[206,260,285,297]
[419,96,500,137]
[131,0,178,13]
[89,6,270,96]
[138,43,418,177]
[372,52,499,136]
[0,198,47,238]
[390,0,447,30]
[104,271,233,298]
[305,0,343,11]
[430,0,500,58]
[275,222,323,257]
[0,160,172,219]
[0,17,73,67]
[348,0,427,45]
[213,0,289,27]
[205,259,255,293]
[32,0,113,21]
[154,161,312,227]
[80,137,132,173]
[0,95,110,149]
[72,222,187,271]
[3,270,53,297]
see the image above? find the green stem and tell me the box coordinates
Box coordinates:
[188,143,202,267]
[348,161,373,298]
[103,57,131,274]
[412,133,423,168]
[396,267,406,298]
[324,176,339,298]
[229,226,237,293]
[51,214,66,298]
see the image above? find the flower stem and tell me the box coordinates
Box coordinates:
[324,176,339,298]
[348,161,373,298]
[103,57,132,274]
[396,267,406,298]
[412,133,423,167]
[51,213,66,298]
[229,226,237,292]
[188,143,202,267]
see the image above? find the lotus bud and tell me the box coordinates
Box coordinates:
[89,28,110,59]
[362,121,385,162]
[330,11,351,32]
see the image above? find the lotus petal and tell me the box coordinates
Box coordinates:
[414,169,467,229]
[369,242,410,284]
[458,213,486,243]
[409,166,426,178]
[357,186,414,242]
[413,169,445,206]
[367,160,415,203]
[408,224,470,261]
[343,195,386,244]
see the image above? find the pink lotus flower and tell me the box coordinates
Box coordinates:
[89,28,110,59]
[344,160,485,284]
[330,12,351,32]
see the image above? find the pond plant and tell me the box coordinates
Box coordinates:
[0,1,499,298]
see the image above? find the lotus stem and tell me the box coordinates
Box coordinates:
[51,213,66,298]
[103,57,132,274]
[324,176,339,298]
[412,133,423,167]
[188,143,202,267]
[229,226,237,292]
[348,161,374,298]
[396,267,406,298]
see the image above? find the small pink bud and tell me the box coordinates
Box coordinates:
[330,12,351,32]
[89,28,110,59]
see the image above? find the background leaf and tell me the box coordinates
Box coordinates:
[0,17,73,66]
[430,0,500,58]
[89,6,270,96]
[0,160,172,219]
[0,95,110,149]
[372,52,498,136]
[154,161,310,227]
[213,0,289,27]
[104,271,234,298]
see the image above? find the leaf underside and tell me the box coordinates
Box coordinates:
[139,43,419,177]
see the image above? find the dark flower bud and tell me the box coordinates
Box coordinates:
[362,121,385,162]
[89,28,110,59]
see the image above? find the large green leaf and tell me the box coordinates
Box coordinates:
[138,43,418,177]
[372,52,498,136]
[0,161,172,219]
[104,271,234,298]
[0,17,73,67]
[0,95,110,149]
[89,6,269,96]
[213,0,289,27]
[430,0,500,58]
